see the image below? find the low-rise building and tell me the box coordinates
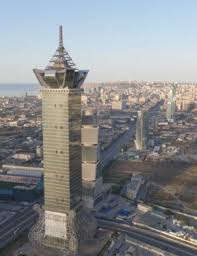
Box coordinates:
[125,174,143,200]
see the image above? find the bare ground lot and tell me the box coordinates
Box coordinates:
[103,160,197,210]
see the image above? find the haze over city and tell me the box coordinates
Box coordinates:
[0,1,197,256]
[1,0,197,83]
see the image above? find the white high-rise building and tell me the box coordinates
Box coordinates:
[135,111,146,150]
[166,84,176,122]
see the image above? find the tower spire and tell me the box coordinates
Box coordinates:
[58,25,64,59]
[59,25,64,49]
[45,25,77,69]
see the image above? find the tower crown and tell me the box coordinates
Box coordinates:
[46,25,76,70]
[33,26,88,89]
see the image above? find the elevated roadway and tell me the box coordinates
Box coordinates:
[97,219,197,256]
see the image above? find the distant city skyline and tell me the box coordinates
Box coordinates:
[1,0,197,83]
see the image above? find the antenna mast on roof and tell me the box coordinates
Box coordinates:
[46,25,76,69]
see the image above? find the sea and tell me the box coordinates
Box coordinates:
[0,84,39,97]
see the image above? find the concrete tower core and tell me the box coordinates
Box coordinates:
[33,26,96,253]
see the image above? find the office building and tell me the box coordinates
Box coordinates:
[111,100,123,110]
[166,84,176,122]
[33,26,95,251]
[135,111,146,150]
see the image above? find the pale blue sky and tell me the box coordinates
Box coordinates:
[1,0,197,83]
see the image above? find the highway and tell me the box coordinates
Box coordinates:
[99,101,163,170]
[97,219,197,256]
[99,126,135,170]
[0,206,37,249]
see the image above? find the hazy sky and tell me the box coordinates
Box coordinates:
[1,0,197,83]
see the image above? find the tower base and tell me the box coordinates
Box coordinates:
[28,204,97,255]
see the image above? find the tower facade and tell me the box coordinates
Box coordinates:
[34,26,88,249]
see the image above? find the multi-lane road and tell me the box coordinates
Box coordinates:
[99,125,135,170]
[99,101,163,171]
[97,219,197,256]
[0,206,37,249]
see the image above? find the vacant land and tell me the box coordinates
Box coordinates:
[103,160,197,211]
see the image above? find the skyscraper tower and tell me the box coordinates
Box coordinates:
[81,109,105,208]
[33,26,95,252]
[135,110,146,150]
[166,84,176,122]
